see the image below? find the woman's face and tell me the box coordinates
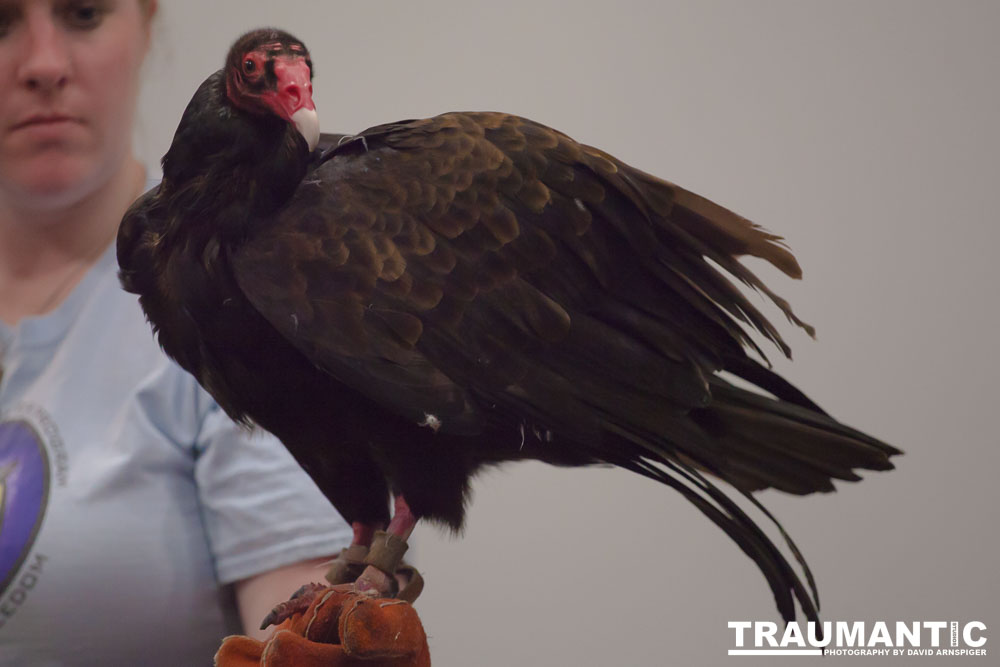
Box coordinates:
[0,0,153,211]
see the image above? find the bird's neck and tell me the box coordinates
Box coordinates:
[158,73,310,246]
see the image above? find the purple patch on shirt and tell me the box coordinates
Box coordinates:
[0,421,50,596]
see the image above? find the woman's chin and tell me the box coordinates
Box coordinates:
[1,154,107,212]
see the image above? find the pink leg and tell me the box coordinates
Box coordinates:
[355,495,417,596]
[321,519,385,588]
[386,494,419,541]
[351,520,381,547]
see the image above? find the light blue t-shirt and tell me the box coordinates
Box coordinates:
[0,230,353,664]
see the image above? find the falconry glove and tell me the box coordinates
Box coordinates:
[215,587,430,667]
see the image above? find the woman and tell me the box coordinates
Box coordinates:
[0,1,352,663]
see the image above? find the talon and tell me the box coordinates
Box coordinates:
[259,610,278,631]
[289,582,319,600]
[259,581,327,630]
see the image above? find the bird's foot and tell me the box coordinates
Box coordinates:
[323,543,371,585]
[353,530,424,603]
[321,542,423,600]
[355,564,395,597]
[259,581,329,630]
[259,542,424,630]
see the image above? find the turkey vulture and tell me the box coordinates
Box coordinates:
[118,28,899,626]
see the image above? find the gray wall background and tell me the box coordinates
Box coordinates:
[136,2,999,665]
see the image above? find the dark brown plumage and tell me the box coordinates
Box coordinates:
[117,28,899,625]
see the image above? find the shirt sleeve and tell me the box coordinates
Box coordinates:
[192,399,353,585]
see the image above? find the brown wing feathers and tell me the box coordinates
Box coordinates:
[256,112,897,488]
[228,111,897,625]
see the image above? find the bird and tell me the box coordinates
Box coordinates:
[117,27,900,627]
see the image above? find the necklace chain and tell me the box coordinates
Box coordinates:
[35,255,98,316]
[0,225,115,391]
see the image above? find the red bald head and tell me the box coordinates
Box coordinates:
[224,29,318,149]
